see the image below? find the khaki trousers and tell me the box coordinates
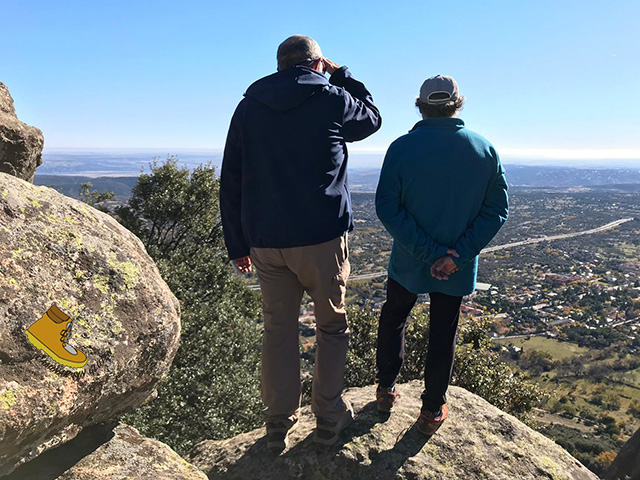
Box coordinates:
[250,233,350,423]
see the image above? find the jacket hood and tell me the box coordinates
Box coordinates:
[244,65,328,111]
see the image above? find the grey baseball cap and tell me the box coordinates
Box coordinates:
[419,75,459,105]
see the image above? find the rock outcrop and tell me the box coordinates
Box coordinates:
[55,423,208,480]
[0,82,44,183]
[2,422,207,480]
[605,426,640,480]
[188,380,599,480]
[0,172,181,476]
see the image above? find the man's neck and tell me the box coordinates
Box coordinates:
[422,115,456,120]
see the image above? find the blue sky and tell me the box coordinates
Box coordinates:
[2,0,639,165]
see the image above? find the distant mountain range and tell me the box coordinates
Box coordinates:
[33,150,640,198]
[37,150,223,176]
[34,175,139,199]
[502,164,640,188]
[348,165,640,192]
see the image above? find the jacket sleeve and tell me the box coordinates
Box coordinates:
[375,147,449,265]
[329,66,381,142]
[220,103,250,260]
[451,151,509,270]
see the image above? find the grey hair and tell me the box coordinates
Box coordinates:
[277,35,322,71]
[415,96,466,118]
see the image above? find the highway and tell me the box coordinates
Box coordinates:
[482,217,634,253]
[246,217,635,290]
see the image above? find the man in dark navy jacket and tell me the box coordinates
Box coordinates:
[220,35,381,449]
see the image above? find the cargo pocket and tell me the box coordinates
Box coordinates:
[330,273,347,309]
[330,255,350,310]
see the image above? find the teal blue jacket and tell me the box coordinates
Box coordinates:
[375,117,508,296]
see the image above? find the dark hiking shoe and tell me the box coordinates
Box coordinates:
[376,385,398,413]
[416,403,448,436]
[266,417,298,451]
[313,399,354,446]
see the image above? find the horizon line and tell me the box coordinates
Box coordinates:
[42,146,640,160]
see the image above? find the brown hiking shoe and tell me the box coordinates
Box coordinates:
[266,417,298,451]
[416,404,448,436]
[314,399,354,446]
[376,385,398,413]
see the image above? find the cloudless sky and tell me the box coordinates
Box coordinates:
[2,0,639,163]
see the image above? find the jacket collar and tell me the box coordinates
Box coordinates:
[410,117,465,132]
[244,65,328,111]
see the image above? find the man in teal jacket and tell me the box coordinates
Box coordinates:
[374,75,508,436]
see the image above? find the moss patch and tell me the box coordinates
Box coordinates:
[42,212,61,223]
[539,455,563,480]
[25,196,42,208]
[0,388,17,410]
[107,252,141,291]
[93,275,110,295]
[78,205,97,223]
[48,228,84,252]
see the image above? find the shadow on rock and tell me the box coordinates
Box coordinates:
[206,400,425,480]
[0,422,118,480]
[188,382,600,480]
[368,424,430,478]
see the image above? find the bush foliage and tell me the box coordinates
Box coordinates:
[539,423,620,475]
[113,157,263,456]
[345,304,546,421]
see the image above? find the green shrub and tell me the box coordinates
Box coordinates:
[628,400,640,419]
[114,157,263,456]
[344,304,545,420]
[344,305,379,387]
[539,424,621,476]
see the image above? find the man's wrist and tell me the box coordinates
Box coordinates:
[450,254,464,269]
[328,66,348,84]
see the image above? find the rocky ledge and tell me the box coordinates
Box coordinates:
[188,380,598,480]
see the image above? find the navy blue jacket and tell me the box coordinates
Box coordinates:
[220,65,381,259]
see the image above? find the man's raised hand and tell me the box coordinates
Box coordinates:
[322,58,341,75]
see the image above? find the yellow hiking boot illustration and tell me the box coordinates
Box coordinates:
[25,304,87,368]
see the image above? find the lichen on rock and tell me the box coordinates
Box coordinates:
[0,172,181,476]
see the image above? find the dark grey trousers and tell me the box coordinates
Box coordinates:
[376,276,462,412]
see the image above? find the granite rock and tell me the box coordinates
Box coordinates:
[0,82,44,183]
[0,172,181,475]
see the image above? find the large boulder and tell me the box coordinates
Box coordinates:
[55,424,209,480]
[0,82,44,183]
[605,426,640,480]
[3,422,208,480]
[0,172,181,476]
[188,380,599,480]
